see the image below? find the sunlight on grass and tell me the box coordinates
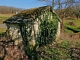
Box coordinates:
[0,14,14,17]
[0,14,14,24]
[0,28,6,33]
[74,19,80,27]
[63,18,80,33]
[64,18,80,27]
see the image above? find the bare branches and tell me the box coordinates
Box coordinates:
[0,6,22,14]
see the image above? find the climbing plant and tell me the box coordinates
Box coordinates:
[38,11,59,46]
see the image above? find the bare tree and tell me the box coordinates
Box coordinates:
[38,0,80,32]
[38,0,80,19]
[38,0,80,12]
[0,6,23,14]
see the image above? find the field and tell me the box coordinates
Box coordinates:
[0,14,14,24]
[63,18,80,34]
[0,14,14,33]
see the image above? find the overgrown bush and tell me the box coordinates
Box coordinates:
[38,11,58,45]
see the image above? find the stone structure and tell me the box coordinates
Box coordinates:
[3,6,61,46]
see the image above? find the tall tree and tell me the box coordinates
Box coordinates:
[38,0,80,32]
[38,0,80,18]
[38,0,80,11]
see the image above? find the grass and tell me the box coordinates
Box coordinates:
[0,28,6,34]
[62,18,80,46]
[63,18,80,33]
[0,14,14,24]
[36,40,80,60]
[0,14,13,34]
[0,14,13,33]
[65,25,80,33]
[74,19,80,27]
[64,18,80,27]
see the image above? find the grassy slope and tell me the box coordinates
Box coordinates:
[61,18,80,46]
[63,18,80,34]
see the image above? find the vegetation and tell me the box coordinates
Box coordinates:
[38,0,80,19]
[38,11,58,45]
[63,18,80,33]
[0,14,13,34]
[65,25,80,33]
[23,40,80,60]
[39,40,80,60]
[0,28,6,34]
[0,14,13,24]
[0,6,22,14]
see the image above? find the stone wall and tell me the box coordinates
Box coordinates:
[7,24,22,45]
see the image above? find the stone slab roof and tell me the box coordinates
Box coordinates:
[3,6,61,24]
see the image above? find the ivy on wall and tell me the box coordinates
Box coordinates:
[38,11,59,46]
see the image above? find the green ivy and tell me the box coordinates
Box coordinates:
[38,11,58,45]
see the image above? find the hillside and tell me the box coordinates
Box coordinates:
[0,6,23,14]
[59,18,80,46]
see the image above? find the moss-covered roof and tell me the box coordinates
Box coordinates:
[3,6,59,24]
